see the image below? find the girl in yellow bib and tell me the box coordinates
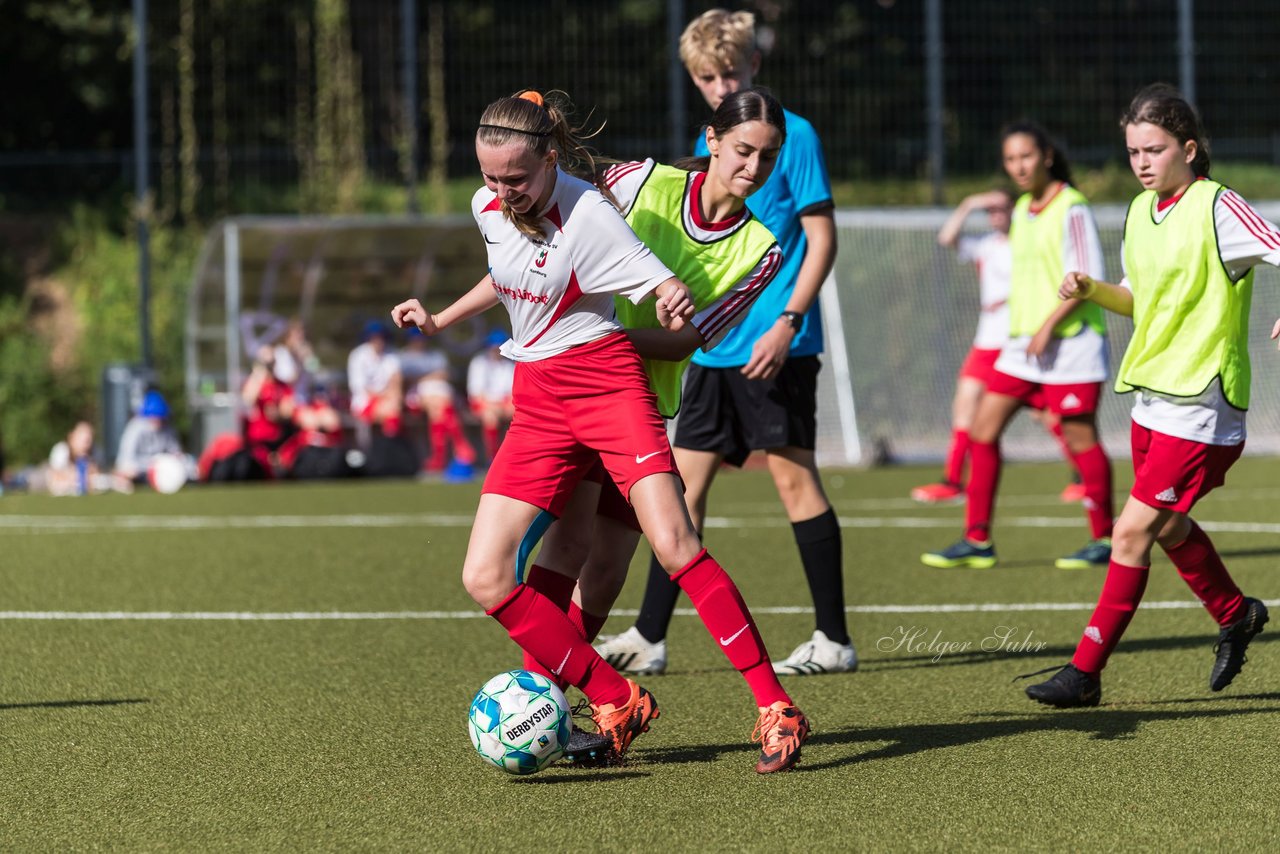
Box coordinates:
[922,123,1115,571]
[1026,84,1276,707]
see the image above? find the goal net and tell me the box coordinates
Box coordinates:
[815,204,1280,466]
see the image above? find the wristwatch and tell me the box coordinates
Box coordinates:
[779,310,804,331]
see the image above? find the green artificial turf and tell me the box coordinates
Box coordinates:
[1,459,1277,850]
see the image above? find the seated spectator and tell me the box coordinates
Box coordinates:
[347,321,403,442]
[282,383,352,479]
[272,317,321,401]
[115,390,191,483]
[401,327,476,475]
[43,421,128,495]
[467,329,516,464]
[242,345,298,477]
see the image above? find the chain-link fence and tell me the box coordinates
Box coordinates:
[5,0,1280,220]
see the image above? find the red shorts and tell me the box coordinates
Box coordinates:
[984,369,1102,417]
[482,333,678,517]
[1130,422,1243,513]
[959,347,1002,384]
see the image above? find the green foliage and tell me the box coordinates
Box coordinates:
[0,296,89,466]
[0,208,200,467]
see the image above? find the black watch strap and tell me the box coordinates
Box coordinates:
[780,310,803,330]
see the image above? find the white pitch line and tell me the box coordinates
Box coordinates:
[2,513,1279,535]
[3,600,1277,620]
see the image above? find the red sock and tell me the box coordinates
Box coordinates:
[1071,561,1149,674]
[381,416,402,437]
[483,424,500,462]
[569,602,608,643]
[522,565,578,686]
[944,429,971,485]
[442,406,477,465]
[1048,419,1070,457]
[673,549,790,708]
[488,584,630,708]
[428,421,448,469]
[1070,443,1113,539]
[964,440,1001,542]
[1163,521,1245,626]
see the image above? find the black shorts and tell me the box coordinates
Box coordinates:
[673,356,821,467]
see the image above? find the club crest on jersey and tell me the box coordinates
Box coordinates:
[534,247,549,268]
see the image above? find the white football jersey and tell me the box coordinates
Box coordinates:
[472,167,675,362]
[956,232,1012,350]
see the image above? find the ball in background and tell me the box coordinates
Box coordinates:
[467,670,570,774]
[148,453,189,495]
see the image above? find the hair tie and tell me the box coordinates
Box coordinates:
[518,90,545,108]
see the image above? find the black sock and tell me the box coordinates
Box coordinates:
[633,549,682,644]
[792,508,849,644]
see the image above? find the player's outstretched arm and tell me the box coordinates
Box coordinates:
[392,275,500,335]
[626,324,706,361]
[937,191,1006,248]
[1272,317,1280,350]
[1059,271,1133,317]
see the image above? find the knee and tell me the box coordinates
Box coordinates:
[461,560,511,611]
[647,526,701,574]
[1110,519,1155,564]
[1154,515,1192,550]
[578,555,628,605]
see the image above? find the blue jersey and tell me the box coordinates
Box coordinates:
[691,108,833,368]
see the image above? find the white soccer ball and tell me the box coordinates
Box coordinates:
[147,453,188,495]
[467,670,570,774]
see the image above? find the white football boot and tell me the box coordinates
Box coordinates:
[772,630,858,675]
[592,626,667,675]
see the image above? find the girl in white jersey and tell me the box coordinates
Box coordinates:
[922,123,1116,572]
[1025,84,1275,707]
[391,91,808,773]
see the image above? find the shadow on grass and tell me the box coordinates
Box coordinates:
[0,698,150,711]
[514,769,649,784]
[1216,545,1280,560]
[863,632,1279,672]
[800,702,1280,771]
[640,701,1280,770]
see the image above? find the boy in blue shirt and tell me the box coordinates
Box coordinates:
[596,8,854,676]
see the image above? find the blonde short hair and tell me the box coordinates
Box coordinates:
[678,9,757,73]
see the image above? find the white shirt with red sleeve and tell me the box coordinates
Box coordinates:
[996,201,1109,383]
[602,159,781,352]
[1123,187,1280,445]
[956,232,1012,350]
[473,167,675,363]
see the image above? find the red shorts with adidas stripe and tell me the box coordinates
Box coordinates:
[958,347,1002,384]
[482,332,678,517]
[1130,421,1243,513]
[984,370,1101,417]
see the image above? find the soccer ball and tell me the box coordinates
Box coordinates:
[147,453,188,494]
[467,670,570,774]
